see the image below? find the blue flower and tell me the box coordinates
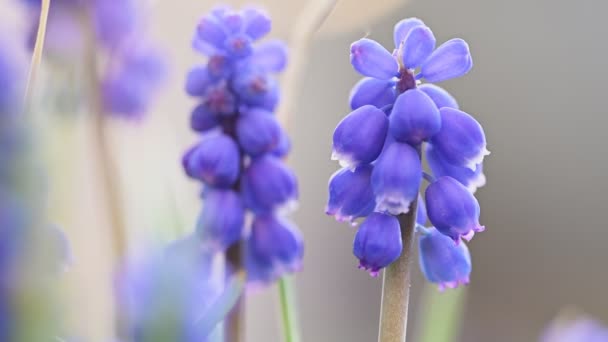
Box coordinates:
[425,144,486,193]
[329,18,488,282]
[117,239,222,341]
[326,165,376,224]
[371,141,422,215]
[190,104,219,133]
[353,213,402,277]
[418,226,471,290]
[241,156,298,214]
[331,105,388,170]
[182,132,241,188]
[236,108,282,157]
[196,189,245,252]
[245,215,303,285]
[430,107,489,170]
[425,176,484,242]
[389,88,441,144]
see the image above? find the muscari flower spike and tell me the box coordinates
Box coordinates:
[541,317,608,342]
[327,18,489,287]
[183,6,302,285]
[20,0,167,120]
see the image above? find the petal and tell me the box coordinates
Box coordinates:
[420,38,473,82]
[243,7,271,40]
[430,107,489,170]
[353,213,402,276]
[349,77,397,110]
[371,141,422,215]
[271,129,291,158]
[425,176,483,242]
[401,25,436,69]
[332,105,389,170]
[241,156,298,214]
[350,38,399,80]
[389,88,441,144]
[393,17,425,48]
[185,66,211,96]
[196,15,228,50]
[425,144,486,193]
[418,83,459,109]
[418,227,471,288]
[249,215,303,270]
[326,165,376,224]
[223,34,253,58]
[236,108,282,157]
[232,68,279,110]
[190,104,219,133]
[197,188,245,251]
[182,132,240,187]
[250,40,289,73]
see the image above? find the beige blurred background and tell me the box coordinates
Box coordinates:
[6,0,608,341]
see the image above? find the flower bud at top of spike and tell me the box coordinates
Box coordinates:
[418,226,471,290]
[430,107,489,170]
[326,165,376,224]
[224,34,253,58]
[420,38,472,83]
[426,144,486,193]
[349,77,397,110]
[236,108,282,157]
[350,38,399,80]
[245,215,303,285]
[389,88,441,145]
[197,188,245,251]
[425,176,484,242]
[401,25,436,69]
[371,141,422,215]
[393,17,425,48]
[418,83,459,109]
[332,105,389,170]
[196,15,228,50]
[190,104,219,133]
[241,155,298,214]
[353,213,402,277]
[243,7,271,41]
[250,40,288,73]
[182,132,240,187]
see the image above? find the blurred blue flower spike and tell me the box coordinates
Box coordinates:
[184,5,302,286]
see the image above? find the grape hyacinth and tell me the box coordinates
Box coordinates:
[541,317,608,342]
[20,0,166,119]
[184,6,302,285]
[327,17,489,289]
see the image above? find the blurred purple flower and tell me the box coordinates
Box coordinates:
[541,317,608,342]
[183,6,302,286]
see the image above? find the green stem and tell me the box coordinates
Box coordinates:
[417,285,466,342]
[279,276,301,342]
[24,0,51,110]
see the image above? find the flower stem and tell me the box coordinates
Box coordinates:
[81,9,128,261]
[279,276,301,342]
[224,243,245,342]
[23,0,51,110]
[377,199,418,342]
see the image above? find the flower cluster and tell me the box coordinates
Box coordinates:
[20,0,166,119]
[183,6,303,285]
[327,18,488,289]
